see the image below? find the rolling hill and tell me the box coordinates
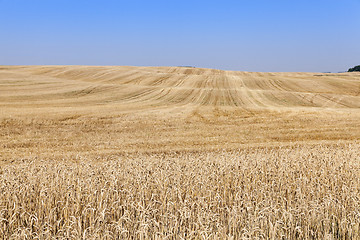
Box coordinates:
[1,66,360,239]
[1,65,360,109]
[0,65,359,160]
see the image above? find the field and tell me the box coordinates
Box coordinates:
[0,66,360,239]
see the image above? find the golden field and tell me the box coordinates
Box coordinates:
[0,65,360,239]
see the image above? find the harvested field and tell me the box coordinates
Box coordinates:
[0,66,360,239]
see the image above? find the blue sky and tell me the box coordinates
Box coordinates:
[1,0,359,72]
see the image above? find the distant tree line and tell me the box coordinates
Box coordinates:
[348,65,360,72]
[178,66,196,68]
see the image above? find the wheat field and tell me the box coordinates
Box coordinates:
[1,66,360,239]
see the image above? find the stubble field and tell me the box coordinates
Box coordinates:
[0,66,360,239]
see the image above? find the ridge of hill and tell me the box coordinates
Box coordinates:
[0,65,359,160]
[1,65,360,110]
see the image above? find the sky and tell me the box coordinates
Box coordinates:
[0,0,359,72]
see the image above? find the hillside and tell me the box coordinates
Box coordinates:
[1,66,360,239]
[1,65,360,161]
[1,65,360,109]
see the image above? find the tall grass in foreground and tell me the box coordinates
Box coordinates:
[0,144,360,239]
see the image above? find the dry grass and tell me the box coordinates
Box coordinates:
[0,66,360,239]
[1,145,360,239]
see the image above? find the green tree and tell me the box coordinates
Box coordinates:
[348,65,360,72]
